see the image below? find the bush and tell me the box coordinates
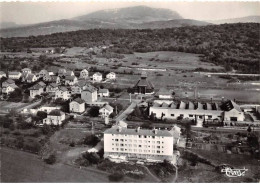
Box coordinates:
[82,152,101,165]
[88,106,100,117]
[84,135,100,147]
[44,154,56,165]
[108,172,124,182]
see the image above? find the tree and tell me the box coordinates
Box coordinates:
[88,106,100,117]
[41,124,53,135]
[84,134,100,147]
[82,152,101,164]
[108,172,124,182]
[247,126,252,133]
[36,111,47,120]
[8,88,23,102]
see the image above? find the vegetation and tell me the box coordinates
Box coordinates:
[83,134,100,147]
[88,106,100,117]
[1,23,259,73]
[44,154,57,165]
[108,172,125,182]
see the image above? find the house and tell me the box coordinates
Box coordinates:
[64,76,78,86]
[2,79,15,88]
[222,100,245,122]
[43,110,65,125]
[21,68,32,74]
[58,69,67,77]
[71,80,89,94]
[156,88,173,99]
[81,84,97,103]
[70,98,85,113]
[0,71,6,79]
[55,86,71,100]
[98,89,109,97]
[99,104,114,118]
[38,106,61,114]
[43,74,52,82]
[65,70,75,77]
[46,83,59,93]
[2,84,18,94]
[8,72,22,79]
[104,126,176,163]
[51,76,60,84]
[80,69,89,79]
[22,73,37,83]
[93,72,103,82]
[29,81,46,98]
[106,72,116,80]
[39,70,49,78]
[133,72,154,94]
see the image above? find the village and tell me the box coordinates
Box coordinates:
[1,58,260,182]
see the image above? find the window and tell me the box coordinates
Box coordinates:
[120,139,124,142]
[120,144,124,146]
[129,144,132,147]
[115,139,118,141]
[139,135,142,138]
[152,136,155,139]
[157,151,160,153]
[199,116,203,119]
[157,146,160,148]
[189,114,193,117]
[125,139,127,141]
[144,135,147,138]
[157,141,160,144]
[171,114,175,116]
[120,148,124,151]
[208,115,212,119]
[112,143,114,145]
[139,145,142,147]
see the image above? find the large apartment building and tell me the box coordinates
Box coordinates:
[104,126,177,162]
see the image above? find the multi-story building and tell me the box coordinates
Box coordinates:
[81,84,97,103]
[80,69,89,79]
[70,98,85,113]
[21,68,32,74]
[98,88,109,97]
[55,86,71,100]
[93,72,103,82]
[104,126,175,162]
[29,81,46,98]
[43,110,65,125]
[64,76,78,86]
[8,72,22,80]
[99,104,113,118]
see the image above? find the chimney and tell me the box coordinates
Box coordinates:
[136,127,140,132]
[153,128,158,134]
[117,126,122,132]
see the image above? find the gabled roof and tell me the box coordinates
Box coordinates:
[83,84,97,93]
[6,84,18,89]
[81,69,88,73]
[59,86,69,92]
[22,68,31,71]
[58,69,66,74]
[51,76,59,81]
[188,101,195,110]
[134,79,154,89]
[49,109,64,116]
[102,104,114,112]
[0,71,6,75]
[161,102,169,108]
[197,102,203,110]
[39,69,48,74]
[4,79,15,84]
[222,100,242,112]
[107,72,115,76]
[98,89,109,93]
[72,98,85,104]
[48,83,59,88]
[38,81,46,87]
[29,82,45,90]
[65,71,74,76]
[170,102,177,109]
[26,74,36,81]
[93,72,102,76]
[65,75,76,81]
[179,101,186,109]
[9,71,21,75]
[153,102,161,107]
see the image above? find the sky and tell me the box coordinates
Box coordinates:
[0,1,260,24]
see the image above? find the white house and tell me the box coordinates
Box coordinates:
[21,68,32,74]
[29,81,46,98]
[80,69,89,79]
[22,73,37,83]
[46,83,59,93]
[2,79,15,88]
[55,86,71,100]
[58,69,67,77]
[104,126,176,163]
[39,69,49,78]
[99,104,114,118]
[93,72,102,82]
[81,84,97,103]
[70,98,85,113]
[8,72,22,80]
[2,84,18,94]
[43,110,65,125]
[98,89,109,97]
[51,76,60,84]
[38,106,61,114]
[106,72,116,80]
[43,74,52,82]
[156,88,173,99]
[64,76,78,86]
[0,71,6,79]
[223,100,245,123]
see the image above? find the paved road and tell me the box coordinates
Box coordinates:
[115,101,141,122]
[0,147,110,183]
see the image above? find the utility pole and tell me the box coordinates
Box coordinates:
[91,121,94,135]
[129,93,131,103]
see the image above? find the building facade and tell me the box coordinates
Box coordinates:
[70,98,85,113]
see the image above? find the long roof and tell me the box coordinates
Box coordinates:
[72,98,85,104]
[102,104,113,112]
[9,71,21,75]
[134,79,154,89]
[222,100,242,112]
[104,126,173,137]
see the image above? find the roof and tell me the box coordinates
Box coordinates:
[59,86,69,91]
[65,75,76,81]
[197,102,203,110]
[65,71,74,76]
[188,102,195,110]
[48,83,58,88]
[29,82,45,90]
[104,126,173,137]
[153,102,161,107]
[141,71,148,78]
[22,68,31,71]
[102,104,114,112]
[40,69,48,74]
[26,74,36,81]
[161,102,169,108]
[38,81,46,87]
[72,98,85,104]
[6,84,18,89]
[107,72,115,76]
[9,71,21,75]
[157,88,172,96]
[83,84,97,93]
[134,79,154,89]
[0,71,6,75]
[222,100,242,112]
[51,76,59,81]
[58,69,66,73]
[93,72,102,76]
[206,103,212,110]
[170,102,177,109]
[4,79,15,84]
[179,101,186,109]
[81,69,88,72]
[98,89,109,93]
[49,109,64,116]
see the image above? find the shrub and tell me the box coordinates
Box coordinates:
[82,152,101,165]
[88,106,100,117]
[44,154,56,165]
[84,134,100,147]
[108,172,124,182]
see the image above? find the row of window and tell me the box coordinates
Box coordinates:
[111,148,163,154]
[112,143,164,149]
[111,134,164,139]
[112,139,163,144]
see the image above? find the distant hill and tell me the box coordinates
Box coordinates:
[0,22,21,29]
[209,16,260,24]
[74,5,182,23]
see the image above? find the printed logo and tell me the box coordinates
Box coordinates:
[221,167,248,177]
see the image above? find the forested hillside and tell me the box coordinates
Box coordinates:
[1,23,259,73]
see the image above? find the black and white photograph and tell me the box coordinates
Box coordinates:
[0,0,259,183]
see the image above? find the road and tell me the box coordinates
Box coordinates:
[1,147,121,183]
[115,101,140,122]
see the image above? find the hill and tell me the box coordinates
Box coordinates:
[1,23,259,74]
[209,16,260,24]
